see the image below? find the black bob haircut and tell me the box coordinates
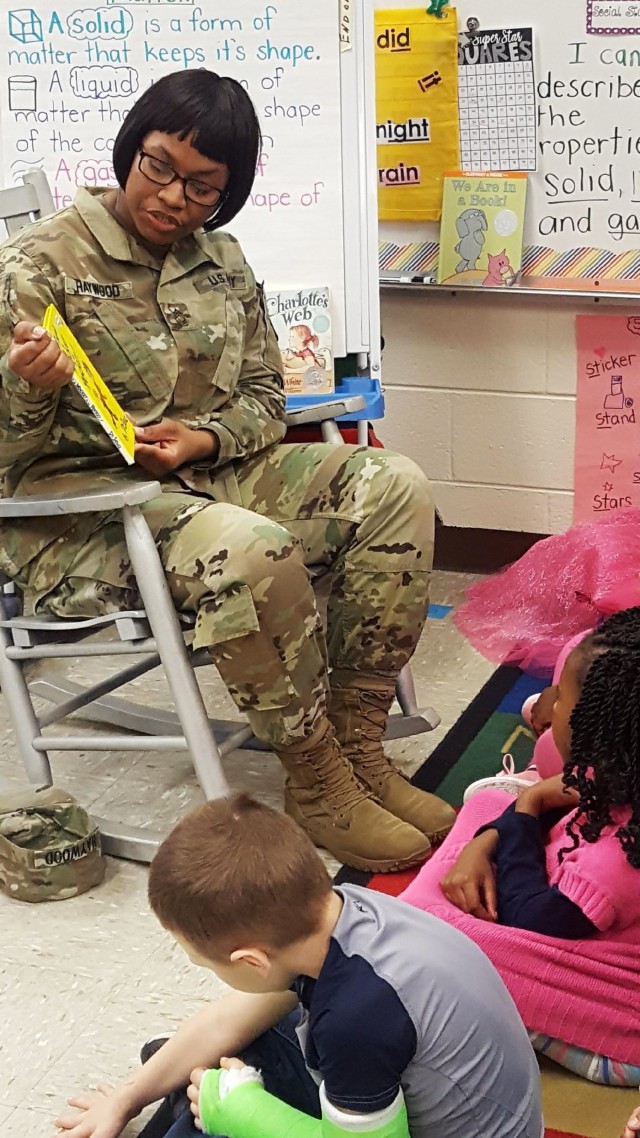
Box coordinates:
[111,70,261,231]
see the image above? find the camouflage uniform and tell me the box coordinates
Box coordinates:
[0,188,434,751]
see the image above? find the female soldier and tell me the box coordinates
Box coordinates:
[0,70,453,871]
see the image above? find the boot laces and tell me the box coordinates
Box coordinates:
[308,736,371,816]
[346,697,400,786]
[352,737,400,786]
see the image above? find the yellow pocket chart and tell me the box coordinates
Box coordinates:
[375,7,460,222]
[42,305,136,465]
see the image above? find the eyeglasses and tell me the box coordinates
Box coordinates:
[138,150,226,209]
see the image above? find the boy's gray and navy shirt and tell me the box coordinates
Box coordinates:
[294,885,542,1138]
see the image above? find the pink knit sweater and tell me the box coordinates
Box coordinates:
[400,789,640,1063]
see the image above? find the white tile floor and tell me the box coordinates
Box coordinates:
[0,571,494,1137]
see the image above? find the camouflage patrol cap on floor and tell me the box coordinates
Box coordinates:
[0,788,105,902]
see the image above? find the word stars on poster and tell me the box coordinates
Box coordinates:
[575,314,640,520]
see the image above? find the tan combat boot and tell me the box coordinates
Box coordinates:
[278,719,431,872]
[329,671,456,844]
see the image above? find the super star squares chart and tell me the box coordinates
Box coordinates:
[458,27,537,173]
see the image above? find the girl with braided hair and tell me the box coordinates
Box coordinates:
[401,607,640,1085]
[559,606,640,867]
[464,604,640,802]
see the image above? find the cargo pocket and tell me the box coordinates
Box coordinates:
[171,292,246,411]
[91,304,174,402]
[64,301,174,410]
[195,582,297,711]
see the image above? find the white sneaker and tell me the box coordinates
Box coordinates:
[521,694,539,728]
[463,754,540,803]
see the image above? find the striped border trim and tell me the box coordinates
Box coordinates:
[379,241,640,282]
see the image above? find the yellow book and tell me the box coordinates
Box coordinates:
[42,305,135,465]
[437,171,528,286]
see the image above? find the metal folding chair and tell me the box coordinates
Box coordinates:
[0,178,439,864]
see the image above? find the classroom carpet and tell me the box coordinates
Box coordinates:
[336,665,638,1138]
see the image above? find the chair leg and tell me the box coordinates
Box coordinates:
[0,622,53,789]
[321,420,344,445]
[123,504,229,802]
[395,664,419,717]
[393,664,441,734]
[93,816,165,864]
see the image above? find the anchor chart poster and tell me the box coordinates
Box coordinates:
[575,315,640,522]
[0,1,349,352]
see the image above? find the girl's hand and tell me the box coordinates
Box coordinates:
[515,775,579,819]
[440,831,499,922]
[133,419,218,475]
[621,1105,640,1137]
[8,322,74,391]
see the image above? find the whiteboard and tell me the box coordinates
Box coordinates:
[0,0,380,369]
[377,0,640,292]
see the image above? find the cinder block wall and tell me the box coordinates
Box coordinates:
[379,290,584,534]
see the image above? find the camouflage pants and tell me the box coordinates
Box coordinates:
[38,444,434,748]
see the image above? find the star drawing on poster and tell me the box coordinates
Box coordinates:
[601,453,622,474]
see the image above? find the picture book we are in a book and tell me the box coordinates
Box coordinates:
[437,172,528,287]
[266,287,334,396]
[42,304,136,464]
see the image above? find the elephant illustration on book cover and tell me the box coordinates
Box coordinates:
[455,208,488,272]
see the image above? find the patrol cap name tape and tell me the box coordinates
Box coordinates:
[32,830,100,868]
[0,788,105,903]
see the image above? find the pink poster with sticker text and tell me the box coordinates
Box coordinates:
[575,316,640,523]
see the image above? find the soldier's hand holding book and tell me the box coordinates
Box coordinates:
[8,321,74,391]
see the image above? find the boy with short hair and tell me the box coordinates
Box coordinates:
[55,794,543,1138]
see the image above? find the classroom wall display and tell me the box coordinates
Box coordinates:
[266,286,335,395]
[0,0,381,365]
[575,315,640,520]
[375,6,459,221]
[378,0,640,291]
[586,0,640,36]
[437,170,527,284]
[458,26,536,174]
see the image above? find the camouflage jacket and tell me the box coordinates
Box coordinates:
[0,188,286,580]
